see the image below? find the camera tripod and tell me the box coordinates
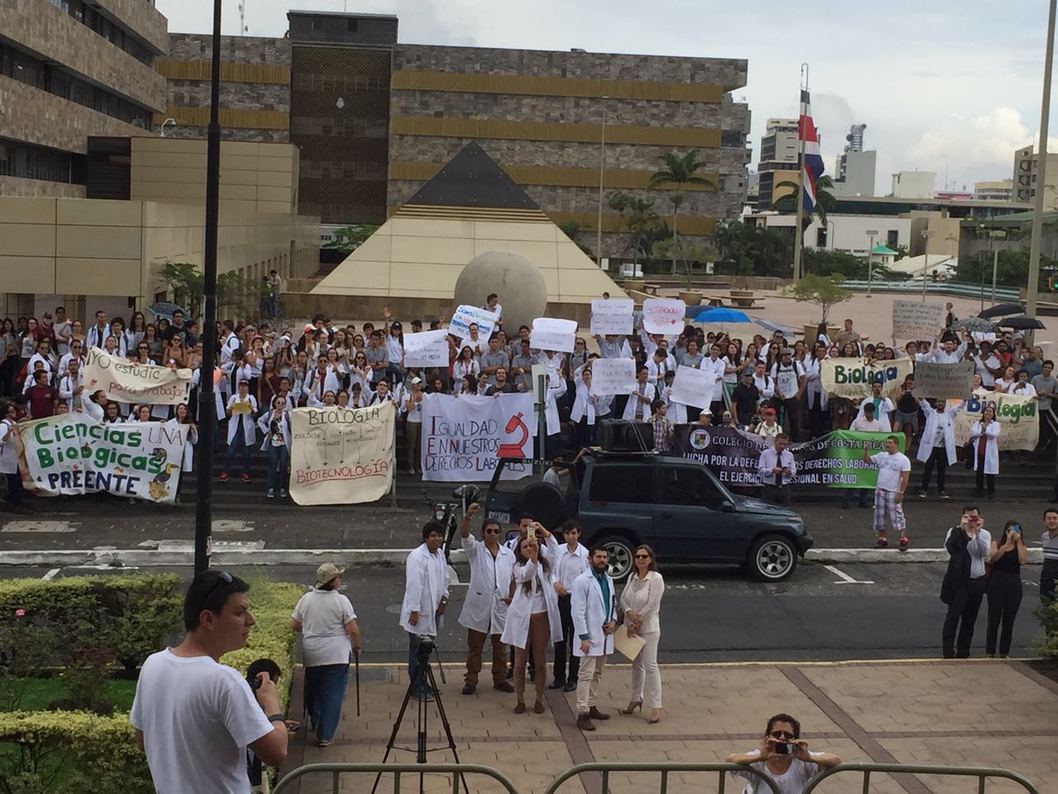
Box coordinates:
[371,637,467,794]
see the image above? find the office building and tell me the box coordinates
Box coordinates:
[891,171,935,199]
[832,124,876,197]
[757,117,798,209]
[974,179,1013,202]
[1013,144,1058,210]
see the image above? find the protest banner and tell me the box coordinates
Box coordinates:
[892,300,944,340]
[530,317,578,353]
[403,330,450,368]
[448,305,499,340]
[642,298,686,335]
[669,366,717,407]
[671,426,903,490]
[83,347,192,405]
[421,393,537,481]
[18,414,188,503]
[288,402,395,505]
[913,360,975,399]
[590,358,636,396]
[820,358,912,399]
[590,298,634,336]
[952,389,1039,451]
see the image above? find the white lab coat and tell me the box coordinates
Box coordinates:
[916,399,962,465]
[571,379,604,424]
[166,419,198,472]
[571,567,617,658]
[622,381,657,421]
[501,551,564,649]
[399,543,449,636]
[660,385,687,424]
[969,420,1000,474]
[225,394,258,444]
[545,370,567,436]
[857,397,895,431]
[257,411,291,451]
[0,418,17,474]
[458,534,515,636]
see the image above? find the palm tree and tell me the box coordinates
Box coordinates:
[771,174,837,230]
[649,151,712,272]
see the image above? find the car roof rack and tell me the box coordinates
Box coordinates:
[586,447,659,459]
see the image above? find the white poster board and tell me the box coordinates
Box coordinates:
[448,305,499,340]
[590,358,636,396]
[669,366,715,407]
[530,317,578,353]
[421,393,537,481]
[403,330,449,368]
[590,298,634,336]
[642,298,686,335]
[892,300,944,340]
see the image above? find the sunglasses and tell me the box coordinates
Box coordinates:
[634,553,651,559]
[770,731,795,740]
[197,569,233,615]
[485,528,501,535]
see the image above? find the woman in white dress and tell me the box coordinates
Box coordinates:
[619,544,666,724]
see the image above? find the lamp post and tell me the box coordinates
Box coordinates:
[1027,0,1057,331]
[921,228,933,302]
[866,229,878,298]
[991,230,1008,305]
[596,96,609,269]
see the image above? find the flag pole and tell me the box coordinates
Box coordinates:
[792,63,809,282]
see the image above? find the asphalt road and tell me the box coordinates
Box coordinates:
[4,561,1046,662]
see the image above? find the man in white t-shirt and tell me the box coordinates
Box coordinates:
[130,570,288,794]
[862,435,912,549]
[727,712,841,794]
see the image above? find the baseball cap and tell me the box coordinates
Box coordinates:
[315,562,346,587]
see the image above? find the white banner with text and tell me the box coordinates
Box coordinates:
[421,393,536,481]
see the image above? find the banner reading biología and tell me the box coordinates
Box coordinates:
[18,414,187,502]
[288,402,395,505]
[671,426,904,490]
[820,359,912,399]
[83,347,192,405]
[421,393,537,481]
[952,389,1038,451]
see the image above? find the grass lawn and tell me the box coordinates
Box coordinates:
[0,677,137,713]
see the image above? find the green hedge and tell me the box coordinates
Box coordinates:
[1040,599,1058,658]
[0,574,301,794]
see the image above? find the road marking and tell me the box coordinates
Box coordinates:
[212,519,255,533]
[1,520,78,533]
[824,564,874,585]
[41,568,61,581]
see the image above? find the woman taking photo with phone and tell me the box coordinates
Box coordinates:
[986,521,1028,658]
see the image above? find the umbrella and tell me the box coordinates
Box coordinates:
[692,307,752,324]
[955,316,996,334]
[977,303,1025,320]
[998,316,1046,330]
[147,301,187,321]
[750,317,795,336]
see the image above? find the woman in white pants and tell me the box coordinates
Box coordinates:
[619,544,665,724]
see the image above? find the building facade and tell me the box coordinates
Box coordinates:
[891,171,936,199]
[1013,144,1058,210]
[756,117,798,210]
[974,179,1013,202]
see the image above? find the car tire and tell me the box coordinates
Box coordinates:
[514,482,567,532]
[748,534,798,582]
[596,535,635,580]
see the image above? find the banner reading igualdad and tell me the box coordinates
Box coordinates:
[83,347,192,405]
[820,358,912,399]
[952,389,1039,451]
[288,402,395,505]
[18,414,187,502]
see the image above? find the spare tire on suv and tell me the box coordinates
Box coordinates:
[513,482,568,533]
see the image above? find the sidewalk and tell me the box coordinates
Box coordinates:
[281,659,1058,794]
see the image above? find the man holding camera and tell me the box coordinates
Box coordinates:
[571,545,617,731]
[727,712,841,792]
[941,505,992,658]
[399,521,449,699]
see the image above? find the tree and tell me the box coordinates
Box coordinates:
[558,220,595,258]
[157,262,269,321]
[607,191,665,263]
[649,150,712,272]
[650,237,707,287]
[955,247,1058,289]
[790,273,853,324]
[712,221,792,277]
[771,175,838,230]
[323,224,378,255]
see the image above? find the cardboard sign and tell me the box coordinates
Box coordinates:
[590,298,634,336]
[590,358,636,396]
[669,366,716,407]
[421,393,537,481]
[448,305,499,340]
[530,317,578,353]
[892,300,944,340]
[403,330,449,368]
[83,347,192,405]
[642,298,687,335]
[913,360,975,399]
[821,359,913,399]
[952,389,1039,451]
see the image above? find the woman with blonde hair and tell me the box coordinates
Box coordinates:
[619,544,665,724]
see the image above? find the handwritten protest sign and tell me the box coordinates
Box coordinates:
[83,347,191,405]
[448,305,499,340]
[642,298,686,335]
[913,360,975,399]
[821,358,912,399]
[421,393,536,481]
[403,330,449,368]
[590,358,636,396]
[590,298,634,336]
[530,318,578,353]
[669,366,716,407]
[892,300,943,340]
[952,389,1039,451]
[289,402,395,505]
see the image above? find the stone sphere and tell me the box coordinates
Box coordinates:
[453,251,547,332]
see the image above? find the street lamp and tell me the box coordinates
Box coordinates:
[1028,0,1057,330]
[991,229,1008,305]
[866,229,878,298]
[921,228,933,302]
[596,96,609,269]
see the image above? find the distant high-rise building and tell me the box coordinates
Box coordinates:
[974,179,1013,202]
[1013,145,1058,210]
[891,171,935,199]
[757,117,798,209]
[832,123,875,197]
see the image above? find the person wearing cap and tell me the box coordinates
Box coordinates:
[754,407,782,439]
[695,408,713,426]
[292,563,360,747]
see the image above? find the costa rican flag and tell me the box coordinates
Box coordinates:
[798,89,824,213]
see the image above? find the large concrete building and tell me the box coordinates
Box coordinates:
[1013,144,1058,210]
[756,117,798,209]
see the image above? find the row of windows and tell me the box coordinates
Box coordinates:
[0,136,86,185]
[47,0,157,65]
[0,41,152,128]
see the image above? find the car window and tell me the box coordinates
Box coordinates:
[587,465,654,503]
[657,466,727,509]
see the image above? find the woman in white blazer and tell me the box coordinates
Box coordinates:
[571,367,605,450]
[916,398,963,498]
[543,369,567,459]
[258,395,291,499]
[619,545,665,724]
[970,405,1000,499]
[622,367,656,422]
[500,526,563,714]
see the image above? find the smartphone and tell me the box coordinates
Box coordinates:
[773,742,791,755]
[1011,523,1022,534]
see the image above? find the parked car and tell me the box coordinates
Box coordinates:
[484,450,813,581]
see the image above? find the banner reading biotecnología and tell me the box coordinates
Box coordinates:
[421,393,537,482]
[17,414,188,502]
[83,347,192,405]
[288,402,395,505]
[820,359,912,399]
[671,426,903,490]
[952,389,1039,451]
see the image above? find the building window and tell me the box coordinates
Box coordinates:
[0,136,86,185]
[60,0,156,65]
[347,19,358,31]
[887,230,899,247]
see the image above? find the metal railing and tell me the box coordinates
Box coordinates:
[542,761,780,794]
[271,762,519,794]
[803,762,1041,794]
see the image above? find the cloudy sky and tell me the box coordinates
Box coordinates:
[157,0,1058,193]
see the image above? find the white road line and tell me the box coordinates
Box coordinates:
[823,564,874,585]
[41,568,61,581]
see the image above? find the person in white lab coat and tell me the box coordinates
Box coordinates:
[458,504,515,696]
[550,520,589,692]
[970,406,1001,499]
[399,521,449,699]
[571,367,606,450]
[221,379,257,482]
[543,368,567,459]
[622,367,656,422]
[916,398,963,499]
[258,396,291,499]
[571,545,618,732]
[500,523,563,714]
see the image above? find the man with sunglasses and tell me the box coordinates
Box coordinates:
[458,503,516,695]
[727,713,840,792]
[130,570,288,793]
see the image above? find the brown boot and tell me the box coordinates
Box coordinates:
[576,712,595,731]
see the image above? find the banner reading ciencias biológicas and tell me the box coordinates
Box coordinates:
[288,402,395,505]
[83,347,192,405]
[19,414,187,503]
[421,393,537,482]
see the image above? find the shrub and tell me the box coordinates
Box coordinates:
[1039,600,1058,658]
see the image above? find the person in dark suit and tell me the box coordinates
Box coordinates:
[941,506,992,658]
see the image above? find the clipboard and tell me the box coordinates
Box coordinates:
[613,627,646,661]
[231,400,252,415]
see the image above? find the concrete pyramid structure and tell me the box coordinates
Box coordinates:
[310,142,626,307]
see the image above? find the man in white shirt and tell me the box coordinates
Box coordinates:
[727,712,841,792]
[702,344,727,417]
[400,521,449,699]
[930,332,968,364]
[941,506,992,658]
[857,381,895,432]
[130,570,287,794]
[484,293,503,327]
[862,435,912,549]
[757,433,796,506]
[86,310,111,350]
[550,519,589,692]
[58,339,85,379]
[58,359,84,411]
[770,349,805,440]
